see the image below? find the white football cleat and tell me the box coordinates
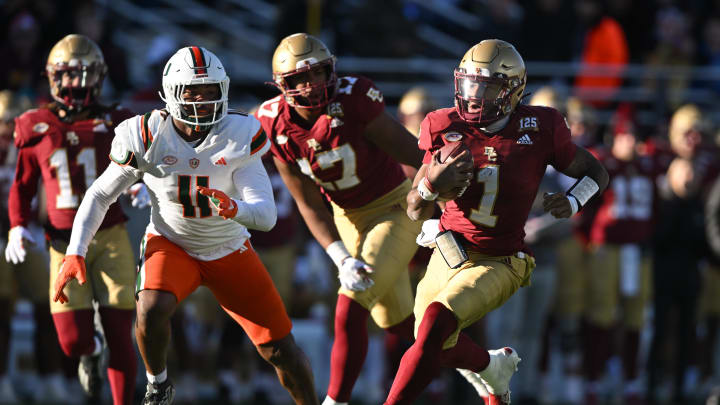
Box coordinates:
[457,368,490,400]
[479,347,521,404]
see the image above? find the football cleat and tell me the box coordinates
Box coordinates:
[456,368,490,404]
[78,331,105,399]
[143,379,175,405]
[479,347,521,405]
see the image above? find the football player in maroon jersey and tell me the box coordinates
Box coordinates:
[388,39,609,405]
[255,33,425,405]
[6,35,138,405]
[581,115,662,405]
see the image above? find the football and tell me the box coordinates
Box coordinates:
[437,141,470,163]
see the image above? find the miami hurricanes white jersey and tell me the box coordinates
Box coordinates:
[110,109,270,260]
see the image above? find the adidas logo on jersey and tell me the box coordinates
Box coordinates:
[214,157,227,166]
[517,134,533,145]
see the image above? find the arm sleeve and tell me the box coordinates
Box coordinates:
[8,147,40,228]
[231,156,277,232]
[66,163,141,256]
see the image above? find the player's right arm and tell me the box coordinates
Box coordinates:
[272,155,373,291]
[6,135,41,264]
[407,113,473,221]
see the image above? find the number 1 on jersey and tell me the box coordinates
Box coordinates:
[178,175,212,218]
[469,165,499,227]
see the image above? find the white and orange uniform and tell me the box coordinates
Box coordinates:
[66,109,291,344]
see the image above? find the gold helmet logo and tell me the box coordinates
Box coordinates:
[46,34,107,110]
[454,39,526,124]
[271,33,337,109]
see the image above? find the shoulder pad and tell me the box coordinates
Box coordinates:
[13,108,57,148]
[109,114,147,169]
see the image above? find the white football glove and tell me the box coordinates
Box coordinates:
[5,225,35,264]
[338,257,374,292]
[126,183,151,209]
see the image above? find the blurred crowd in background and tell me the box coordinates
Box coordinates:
[0,0,719,404]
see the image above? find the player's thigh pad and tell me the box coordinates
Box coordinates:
[137,233,203,303]
[202,242,292,346]
[332,180,421,327]
[414,249,534,349]
[256,244,296,306]
[552,236,589,317]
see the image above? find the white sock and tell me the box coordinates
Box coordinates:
[91,336,102,356]
[147,369,167,385]
[322,396,348,405]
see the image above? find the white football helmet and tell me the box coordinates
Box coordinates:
[160,46,229,127]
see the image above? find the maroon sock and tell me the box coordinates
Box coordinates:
[622,329,640,380]
[327,294,370,402]
[99,307,137,405]
[385,302,457,405]
[383,315,415,392]
[439,331,490,372]
[52,309,95,358]
[583,322,611,381]
[33,303,62,375]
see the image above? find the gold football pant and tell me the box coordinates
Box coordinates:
[332,180,422,328]
[49,224,136,313]
[414,248,535,349]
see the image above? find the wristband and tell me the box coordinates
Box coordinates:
[566,176,599,208]
[325,240,351,268]
[566,195,579,216]
[417,177,439,201]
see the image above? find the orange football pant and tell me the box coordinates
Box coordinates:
[137,234,292,345]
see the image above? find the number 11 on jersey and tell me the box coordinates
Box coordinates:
[178,175,212,218]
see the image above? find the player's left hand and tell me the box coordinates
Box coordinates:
[126,183,151,209]
[53,255,87,304]
[542,192,573,219]
[196,186,238,219]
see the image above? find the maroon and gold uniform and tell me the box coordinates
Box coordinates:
[259,76,406,209]
[415,105,577,347]
[9,103,136,313]
[256,76,421,328]
[585,149,662,329]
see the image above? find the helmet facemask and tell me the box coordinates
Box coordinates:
[273,58,337,109]
[161,81,228,128]
[47,60,105,111]
[454,68,523,125]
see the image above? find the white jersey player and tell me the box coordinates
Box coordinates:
[53,46,320,405]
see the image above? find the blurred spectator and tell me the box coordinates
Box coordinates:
[73,3,131,99]
[468,0,524,47]
[0,12,46,102]
[644,7,695,111]
[520,0,574,62]
[582,109,661,405]
[699,16,720,94]
[647,157,707,404]
[573,0,629,107]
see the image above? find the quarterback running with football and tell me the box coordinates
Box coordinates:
[54,46,319,405]
[255,33,425,405]
[7,34,138,405]
[384,39,609,405]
